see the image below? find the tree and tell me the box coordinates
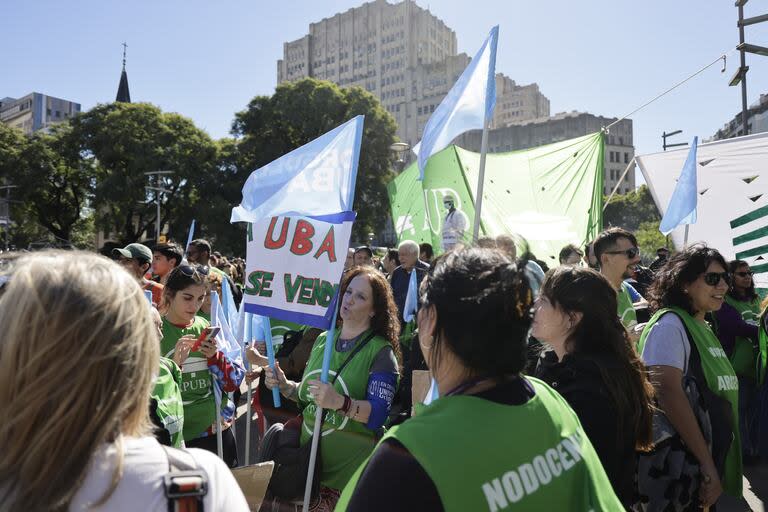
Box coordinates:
[232,78,398,241]
[71,103,219,245]
[0,123,93,248]
[604,185,669,262]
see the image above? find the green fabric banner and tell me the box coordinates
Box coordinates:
[388,132,604,267]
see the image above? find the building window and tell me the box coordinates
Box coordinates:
[609,152,614,163]
[624,153,629,164]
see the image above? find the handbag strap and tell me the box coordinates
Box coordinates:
[329,331,377,385]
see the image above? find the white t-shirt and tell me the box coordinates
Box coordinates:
[70,436,248,511]
[442,209,469,250]
[641,312,691,375]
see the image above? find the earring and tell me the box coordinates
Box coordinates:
[420,335,434,349]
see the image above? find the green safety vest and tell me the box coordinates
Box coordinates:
[638,307,742,496]
[160,316,225,441]
[757,307,768,385]
[337,378,622,511]
[298,330,393,491]
[151,357,185,448]
[617,282,637,331]
[724,295,761,379]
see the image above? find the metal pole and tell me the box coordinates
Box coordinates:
[684,224,690,249]
[155,175,161,241]
[471,115,492,241]
[739,3,749,136]
[4,186,9,251]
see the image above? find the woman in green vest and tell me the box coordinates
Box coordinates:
[336,247,623,512]
[160,265,244,467]
[263,266,401,510]
[717,259,761,463]
[638,245,742,510]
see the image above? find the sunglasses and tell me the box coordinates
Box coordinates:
[734,271,753,277]
[604,247,640,259]
[703,272,731,287]
[178,264,210,277]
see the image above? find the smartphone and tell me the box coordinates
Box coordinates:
[192,326,221,352]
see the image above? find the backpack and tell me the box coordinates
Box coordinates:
[162,446,209,512]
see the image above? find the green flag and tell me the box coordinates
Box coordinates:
[388,132,604,267]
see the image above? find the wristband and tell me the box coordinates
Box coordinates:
[339,394,352,414]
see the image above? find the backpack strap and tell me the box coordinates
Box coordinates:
[162,445,208,512]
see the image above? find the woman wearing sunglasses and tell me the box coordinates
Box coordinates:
[160,265,244,465]
[637,245,742,510]
[716,260,762,464]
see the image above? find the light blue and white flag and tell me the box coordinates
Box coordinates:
[231,116,364,223]
[185,219,196,252]
[221,278,239,332]
[403,268,419,323]
[660,137,699,235]
[413,26,498,180]
[210,291,243,367]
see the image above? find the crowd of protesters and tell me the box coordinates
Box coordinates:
[1,224,767,511]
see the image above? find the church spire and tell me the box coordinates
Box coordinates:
[116,42,131,103]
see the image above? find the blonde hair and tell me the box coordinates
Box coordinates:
[0,251,159,511]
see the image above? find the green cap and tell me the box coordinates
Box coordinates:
[113,243,153,264]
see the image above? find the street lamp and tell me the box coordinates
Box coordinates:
[729,0,768,136]
[661,130,688,151]
[144,171,174,242]
[389,142,411,172]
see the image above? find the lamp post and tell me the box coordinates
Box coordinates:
[389,142,411,172]
[661,130,688,151]
[144,171,174,242]
[0,185,18,251]
[730,0,768,136]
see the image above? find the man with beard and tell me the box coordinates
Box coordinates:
[593,228,642,337]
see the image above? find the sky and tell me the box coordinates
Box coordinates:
[2,0,767,182]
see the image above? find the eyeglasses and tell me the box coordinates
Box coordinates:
[703,272,731,287]
[178,264,209,277]
[604,247,640,259]
[734,271,753,277]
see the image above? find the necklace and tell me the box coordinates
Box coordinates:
[444,376,495,397]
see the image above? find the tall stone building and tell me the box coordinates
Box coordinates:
[0,92,81,135]
[712,93,768,140]
[457,111,636,195]
[277,0,549,149]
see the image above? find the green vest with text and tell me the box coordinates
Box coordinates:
[152,357,185,448]
[724,295,761,379]
[617,282,638,331]
[337,378,622,512]
[758,307,768,384]
[298,331,393,491]
[638,307,742,496]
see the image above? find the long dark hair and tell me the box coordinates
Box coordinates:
[540,266,654,451]
[420,247,534,379]
[338,266,401,365]
[729,259,757,302]
[647,244,728,316]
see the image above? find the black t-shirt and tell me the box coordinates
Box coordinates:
[344,376,535,512]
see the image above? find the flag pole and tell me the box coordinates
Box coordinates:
[471,114,492,241]
[302,294,341,510]
[684,224,690,248]
[210,291,225,460]
[244,318,252,466]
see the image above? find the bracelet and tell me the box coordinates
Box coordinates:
[339,394,352,414]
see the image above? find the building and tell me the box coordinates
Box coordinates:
[0,93,81,135]
[277,0,549,149]
[712,93,768,140]
[457,111,635,195]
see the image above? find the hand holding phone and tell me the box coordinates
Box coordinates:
[192,326,221,352]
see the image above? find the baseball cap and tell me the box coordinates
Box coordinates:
[113,243,153,263]
[354,246,373,257]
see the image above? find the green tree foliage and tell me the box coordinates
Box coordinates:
[604,185,669,261]
[70,103,219,245]
[0,123,93,248]
[232,78,398,240]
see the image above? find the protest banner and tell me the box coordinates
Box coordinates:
[240,212,355,329]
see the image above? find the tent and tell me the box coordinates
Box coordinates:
[388,132,605,267]
[636,132,768,292]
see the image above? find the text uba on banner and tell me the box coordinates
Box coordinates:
[243,216,342,308]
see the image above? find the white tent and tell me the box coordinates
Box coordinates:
[636,132,768,291]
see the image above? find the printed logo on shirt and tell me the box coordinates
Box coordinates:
[481,431,586,511]
[717,375,738,392]
[300,369,351,437]
[708,347,727,358]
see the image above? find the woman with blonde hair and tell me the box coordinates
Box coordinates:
[0,251,247,511]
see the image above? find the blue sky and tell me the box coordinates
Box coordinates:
[2,0,767,172]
